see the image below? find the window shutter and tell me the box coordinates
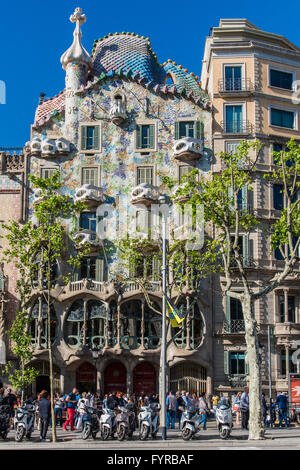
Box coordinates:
[194,121,204,140]
[242,234,249,267]
[149,124,155,149]
[81,126,87,150]
[225,295,231,332]
[96,258,104,282]
[224,350,230,375]
[175,122,180,140]
[245,354,249,375]
[228,186,234,211]
[241,185,248,213]
[93,125,100,150]
[136,124,142,149]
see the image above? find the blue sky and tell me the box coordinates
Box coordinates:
[0,0,299,147]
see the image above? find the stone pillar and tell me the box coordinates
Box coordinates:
[60,367,66,394]
[141,300,145,349]
[285,344,290,378]
[127,367,132,396]
[284,290,289,323]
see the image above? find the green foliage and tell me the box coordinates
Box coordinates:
[267,139,300,259]
[2,170,88,394]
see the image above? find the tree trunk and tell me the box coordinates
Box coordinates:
[242,294,264,440]
[47,255,56,443]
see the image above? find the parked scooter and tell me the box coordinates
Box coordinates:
[180,405,202,440]
[215,403,233,439]
[14,403,36,442]
[81,405,102,440]
[100,406,117,440]
[138,402,160,440]
[0,404,10,440]
[116,403,136,441]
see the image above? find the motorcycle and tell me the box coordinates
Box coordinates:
[215,403,233,439]
[81,405,102,440]
[14,403,36,442]
[0,404,10,440]
[116,403,136,441]
[180,405,202,440]
[138,402,160,440]
[100,406,117,440]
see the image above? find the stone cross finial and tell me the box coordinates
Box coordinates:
[70,7,86,25]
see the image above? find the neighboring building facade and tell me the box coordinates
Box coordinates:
[201,19,300,395]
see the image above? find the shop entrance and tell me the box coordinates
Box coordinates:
[133,362,156,395]
[104,362,126,394]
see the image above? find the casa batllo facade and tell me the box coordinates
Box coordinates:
[0,8,213,396]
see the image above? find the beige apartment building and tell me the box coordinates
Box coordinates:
[201,19,300,396]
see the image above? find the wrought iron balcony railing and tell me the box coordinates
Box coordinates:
[218,78,253,93]
[220,120,253,135]
[223,319,245,333]
[228,374,248,387]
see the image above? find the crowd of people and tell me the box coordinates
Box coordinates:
[0,385,293,442]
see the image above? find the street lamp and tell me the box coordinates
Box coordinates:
[158,194,170,441]
[91,347,100,393]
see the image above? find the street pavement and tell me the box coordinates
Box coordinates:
[1,419,300,450]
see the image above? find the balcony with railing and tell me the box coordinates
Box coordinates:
[218,78,254,95]
[228,374,248,388]
[220,120,253,135]
[223,319,245,334]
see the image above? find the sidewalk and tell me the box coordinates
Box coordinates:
[1,420,300,450]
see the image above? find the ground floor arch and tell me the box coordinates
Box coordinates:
[76,361,97,393]
[169,362,207,395]
[133,362,156,395]
[104,361,127,394]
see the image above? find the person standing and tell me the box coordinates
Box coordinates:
[240,387,249,430]
[63,388,78,431]
[5,388,17,428]
[76,392,90,430]
[166,391,177,429]
[37,391,51,442]
[261,393,267,426]
[198,392,210,430]
[276,391,288,428]
[176,391,185,428]
[233,392,241,425]
[212,394,219,413]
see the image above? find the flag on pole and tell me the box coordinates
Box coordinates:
[166,296,185,328]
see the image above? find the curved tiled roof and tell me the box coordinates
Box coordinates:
[34,32,210,127]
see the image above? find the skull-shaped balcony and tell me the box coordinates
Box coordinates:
[75,184,105,209]
[73,229,102,253]
[173,137,203,163]
[172,182,193,204]
[131,183,160,207]
[26,137,71,158]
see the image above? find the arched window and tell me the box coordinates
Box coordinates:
[64,299,108,349]
[64,300,84,349]
[120,300,161,350]
[30,300,57,349]
[86,300,107,348]
[172,299,203,349]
